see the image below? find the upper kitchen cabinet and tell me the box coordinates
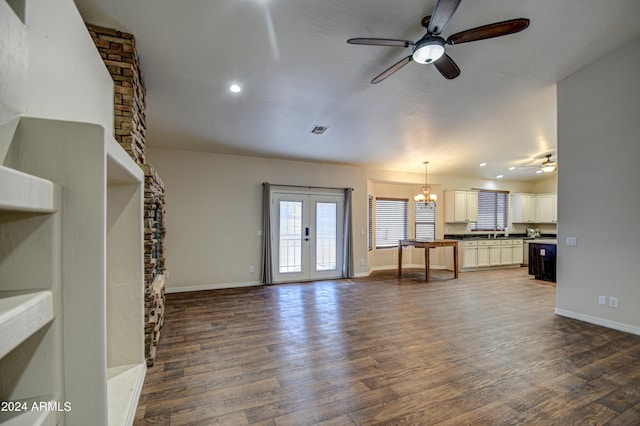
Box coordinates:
[444,190,478,223]
[511,193,537,223]
[535,193,557,224]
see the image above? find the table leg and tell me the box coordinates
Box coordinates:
[453,243,458,278]
[425,246,430,281]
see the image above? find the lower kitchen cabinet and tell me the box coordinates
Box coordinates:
[461,238,524,270]
[477,240,501,267]
[462,240,478,268]
[500,243,513,265]
[501,239,524,265]
[511,239,524,264]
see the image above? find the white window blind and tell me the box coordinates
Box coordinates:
[471,190,509,231]
[414,203,436,241]
[368,195,373,251]
[375,198,408,248]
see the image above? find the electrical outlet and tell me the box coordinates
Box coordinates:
[360,259,365,266]
[249,265,255,273]
[598,295,606,306]
[609,296,618,308]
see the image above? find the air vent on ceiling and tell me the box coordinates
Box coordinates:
[310,125,329,135]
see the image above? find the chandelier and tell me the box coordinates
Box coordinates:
[414,161,437,207]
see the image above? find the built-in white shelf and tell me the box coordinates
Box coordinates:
[107,364,146,426]
[107,137,144,185]
[0,291,54,359]
[0,165,55,213]
[1,117,145,425]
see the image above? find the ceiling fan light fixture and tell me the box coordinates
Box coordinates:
[540,155,557,173]
[412,37,445,64]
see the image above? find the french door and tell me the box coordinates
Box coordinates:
[271,191,344,283]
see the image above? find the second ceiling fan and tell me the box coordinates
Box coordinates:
[347,0,530,83]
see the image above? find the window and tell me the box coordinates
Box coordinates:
[368,195,373,251]
[414,202,436,241]
[375,198,408,248]
[471,190,509,231]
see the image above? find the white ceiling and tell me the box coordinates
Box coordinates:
[73,0,640,181]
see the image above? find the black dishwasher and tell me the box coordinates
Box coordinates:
[528,243,556,282]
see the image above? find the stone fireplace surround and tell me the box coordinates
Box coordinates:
[87,24,166,366]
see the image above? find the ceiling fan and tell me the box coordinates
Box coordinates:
[347,0,529,83]
[519,154,557,173]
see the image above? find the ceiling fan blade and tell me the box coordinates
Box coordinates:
[427,0,462,35]
[433,53,460,79]
[371,55,412,84]
[347,38,414,47]
[446,18,530,45]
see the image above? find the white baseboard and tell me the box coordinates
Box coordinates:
[166,281,261,293]
[555,308,640,336]
[166,266,449,292]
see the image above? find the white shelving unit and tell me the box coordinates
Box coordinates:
[0,117,146,426]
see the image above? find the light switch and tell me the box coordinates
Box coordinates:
[566,237,577,246]
[540,248,545,256]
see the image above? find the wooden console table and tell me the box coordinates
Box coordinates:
[398,239,459,281]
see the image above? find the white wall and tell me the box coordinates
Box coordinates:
[25,0,113,131]
[0,0,28,159]
[0,0,113,160]
[556,37,640,334]
[146,148,370,291]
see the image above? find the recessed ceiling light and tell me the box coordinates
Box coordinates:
[508,166,516,171]
[229,84,241,93]
[479,163,487,167]
[536,170,543,174]
[496,174,504,179]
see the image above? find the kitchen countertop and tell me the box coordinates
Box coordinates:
[528,239,558,244]
[444,234,557,241]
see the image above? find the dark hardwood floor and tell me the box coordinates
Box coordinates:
[134,267,640,425]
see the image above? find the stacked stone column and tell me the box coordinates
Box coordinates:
[88,24,166,366]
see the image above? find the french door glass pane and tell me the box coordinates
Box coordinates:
[279,201,302,273]
[316,202,337,271]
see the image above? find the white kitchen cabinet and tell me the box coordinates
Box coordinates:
[535,193,557,224]
[489,243,501,266]
[500,240,513,265]
[463,238,523,269]
[511,193,537,223]
[1,118,146,426]
[462,240,478,269]
[444,190,478,223]
[511,239,524,264]
[477,240,501,267]
[500,239,524,265]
